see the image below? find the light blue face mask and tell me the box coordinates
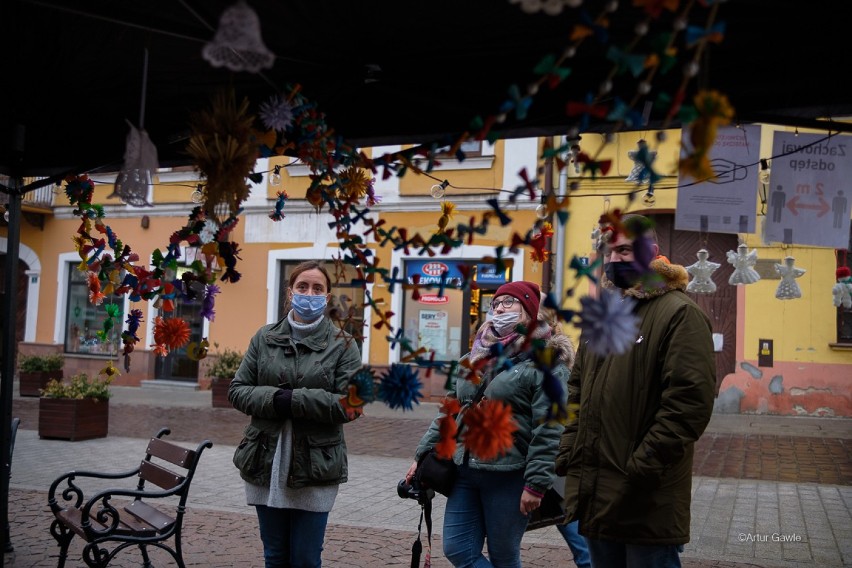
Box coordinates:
[291,293,327,321]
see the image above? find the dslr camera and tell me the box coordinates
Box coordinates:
[397,477,434,504]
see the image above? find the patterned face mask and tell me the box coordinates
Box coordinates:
[291,293,327,321]
[490,311,520,336]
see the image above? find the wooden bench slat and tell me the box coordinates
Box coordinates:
[57,507,157,538]
[146,437,196,468]
[124,500,175,532]
[139,460,186,491]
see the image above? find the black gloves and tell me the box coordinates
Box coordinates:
[273,388,293,419]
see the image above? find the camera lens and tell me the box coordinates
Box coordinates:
[397,479,413,499]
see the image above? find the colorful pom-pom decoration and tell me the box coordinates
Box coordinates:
[462,399,517,461]
[378,363,423,411]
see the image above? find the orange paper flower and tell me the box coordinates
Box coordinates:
[435,398,462,459]
[462,400,517,461]
[153,316,191,351]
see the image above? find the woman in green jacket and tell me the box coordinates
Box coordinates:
[406,281,572,568]
[230,260,362,568]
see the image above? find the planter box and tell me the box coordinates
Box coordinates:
[38,397,109,441]
[19,370,63,397]
[210,377,233,408]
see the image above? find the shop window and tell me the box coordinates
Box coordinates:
[400,260,510,363]
[435,139,482,158]
[277,260,365,352]
[64,263,124,356]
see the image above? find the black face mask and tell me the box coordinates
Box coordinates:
[604,261,642,289]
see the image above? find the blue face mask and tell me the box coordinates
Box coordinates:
[291,293,327,321]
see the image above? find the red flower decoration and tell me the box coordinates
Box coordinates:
[462,400,517,461]
[153,316,191,352]
[435,398,461,459]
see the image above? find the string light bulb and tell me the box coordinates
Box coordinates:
[535,203,548,220]
[3,207,9,223]
[191,184,205,204]
[430,180,449,199]
[270,164,282,186]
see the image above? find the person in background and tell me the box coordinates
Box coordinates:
[556,214,716,568]
[405,281,573,568]
[230,260,362,568]
[557,521,591,568]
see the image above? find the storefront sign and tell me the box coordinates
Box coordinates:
[405,259,509,287]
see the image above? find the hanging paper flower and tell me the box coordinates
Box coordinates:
[529,222,554,263]
[269,190,289,221]
[378,363,423,411]
[435,398,461,459]
[186,338,210,361]
[153,316,191,353]
[576,291,639,356]
[199,219,219,244]
[679,90,734,181]
[87,272,105,305]
[348,367,378,405]
[339,167,373,202]
[99,360,121,380]
[201,284,221,321]
[435,200,456,235]
[258,95,295,132]
[462,399,517,461]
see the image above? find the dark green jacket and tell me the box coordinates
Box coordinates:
[229,316,362,488]
[556,258,715,545]
[416,327,573,495]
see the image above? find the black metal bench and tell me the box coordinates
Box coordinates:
[47,427,212,567]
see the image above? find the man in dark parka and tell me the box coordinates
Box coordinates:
[556,215,716,568]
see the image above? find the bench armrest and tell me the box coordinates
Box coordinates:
[48,467,141,514]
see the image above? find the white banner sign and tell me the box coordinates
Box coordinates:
[675,124,761,234]
[764,132,851,248]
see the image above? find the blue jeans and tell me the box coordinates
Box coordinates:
[442,465,528,567]
[587,538,682,568]
[255,505,329,568]
[556,521,590,568]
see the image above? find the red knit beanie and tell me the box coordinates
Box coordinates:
[494,281,540,322]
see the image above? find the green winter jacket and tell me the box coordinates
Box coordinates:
[229,316,362,488]
[415,325,574,496]
[556,258,716,545]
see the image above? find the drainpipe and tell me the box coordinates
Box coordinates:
[553,137,569,303]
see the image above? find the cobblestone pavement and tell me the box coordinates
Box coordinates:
[6,387,852,567]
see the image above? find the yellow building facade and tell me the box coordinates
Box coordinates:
[3,129,850,414]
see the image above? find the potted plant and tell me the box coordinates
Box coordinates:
[18,353,64,397]
[38,372,112,441]
[208,347,243,408]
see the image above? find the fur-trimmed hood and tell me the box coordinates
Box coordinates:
[601,256,689,300]
[536,294,576,370]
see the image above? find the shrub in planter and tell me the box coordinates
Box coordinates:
[18,353,64,397]
[38,372,112,441]
[209,347,243,408]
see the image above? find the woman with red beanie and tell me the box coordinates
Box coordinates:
[405,280,573,568]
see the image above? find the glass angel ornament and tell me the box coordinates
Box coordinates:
[774,256,805,299]
[832,267,852,308]
[726,243,761,285]
[686,248,720,294]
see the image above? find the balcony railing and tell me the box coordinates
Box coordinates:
[0,177,57,211]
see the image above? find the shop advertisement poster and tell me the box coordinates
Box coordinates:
[418,309,448,358]
[763,132,852,248]
[675,124,761,234]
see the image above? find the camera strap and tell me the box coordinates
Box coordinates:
[411,497,433,568]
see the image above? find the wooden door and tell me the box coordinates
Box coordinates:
[0,256,28,367]
[646,214,737,394]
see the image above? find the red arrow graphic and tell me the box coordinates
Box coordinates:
[786,195,830,217]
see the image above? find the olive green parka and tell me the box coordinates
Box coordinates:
[556,258,716,545]
[229,316,362,488]
[416,309,575,496]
